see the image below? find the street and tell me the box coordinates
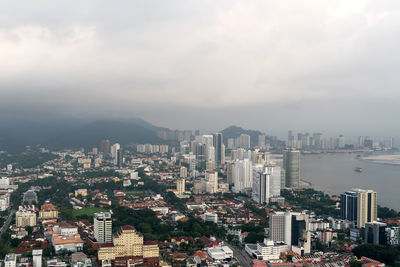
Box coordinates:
[0,209,15,235]
[226,243,252,267]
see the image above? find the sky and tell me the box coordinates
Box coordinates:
[1,0,400,137]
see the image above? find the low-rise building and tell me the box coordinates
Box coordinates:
[245,239,289,261]
[39,203,59,219]
[71,252,92,267]
[207,244,233,261]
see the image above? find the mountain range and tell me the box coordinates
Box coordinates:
[0,118,263,152]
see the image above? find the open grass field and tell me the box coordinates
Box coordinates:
[72,207,108,218]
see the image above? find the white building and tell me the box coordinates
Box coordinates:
[159,145,169,153]
[207,244,233,261]
[252,165,281,204]
[205,171,218,194]
[179,166,187,178]
[239,134,251,149]
[0,194,10,211]
[110,143,120,164]
[0,177,10,188]
[16,207,36,227]
[233,159,252,193]
[94,212,112,243]
[130,171,139,180]
[32,249,42,267]
[203,212,218,223]
[4,254,17,267]
[269,211,311,254]
[245,239,289,261]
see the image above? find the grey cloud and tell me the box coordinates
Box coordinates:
[0,0,400,136]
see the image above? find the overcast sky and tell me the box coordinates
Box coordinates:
[1,0,399,137]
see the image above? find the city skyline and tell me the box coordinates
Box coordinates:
[1,1,400,265]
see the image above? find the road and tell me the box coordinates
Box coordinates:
[226,244,252,267]
[0,209,15,235]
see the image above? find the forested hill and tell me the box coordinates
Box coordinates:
[221,125,263,146]
[0,118,164,151]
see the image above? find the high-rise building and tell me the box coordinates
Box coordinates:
[287,130,294,147]
[283,148,300,188]
[221,143,226,165]
[94,212,113,243]
[16,206,36,227]
[341,189,377,228]
[117,149,123,167]
[233,159,252,193]
[206,146,215,165]
[201,135,214,148]
[239,134,251,149]
[340,190,358,223]
[357,136,364,148]
[312,133,323,148]
[111,143,120,165]
[179,166,187,178]
[227,138,235,149]
[252,165,281,204]
[365,221,387,245]
[205,171,218,194]
[227,162,235,186]
[269,211,311,255]
[258,135,266,147]
[337,135,345,149]
[213,133,223,167]
[176,178,185,195]
[358,189,377,228]
[100,139,111,154]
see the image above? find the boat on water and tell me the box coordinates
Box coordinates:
[354,167,363,172]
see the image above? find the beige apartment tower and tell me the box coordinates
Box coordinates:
[357,189,377,228]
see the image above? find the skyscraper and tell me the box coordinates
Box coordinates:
[100,139,111,154]
[341,189,377,228]
[269,211,311,254]
[233,159,252,193]
[176,178,185,195]
[358,189,377,228]
[340,190,359,223]
[111,143,120,165]
[283,148,300,188]
[94,212,112,243]
[180,166,187,178]
[258,134,266,147]
[205,171,218,194]
[364,221,387,245]
[239,134,251,149]
[213,133,223,167]
[252,165,281,204]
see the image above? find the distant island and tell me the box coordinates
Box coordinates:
[359,154,400,166]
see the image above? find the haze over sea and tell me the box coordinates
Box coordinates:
[301,152,400,211]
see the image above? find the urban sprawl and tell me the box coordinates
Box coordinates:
[0,130,397,267]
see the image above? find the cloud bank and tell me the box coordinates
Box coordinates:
[0,0,399,134]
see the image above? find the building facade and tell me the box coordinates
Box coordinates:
[94,212,113,243]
